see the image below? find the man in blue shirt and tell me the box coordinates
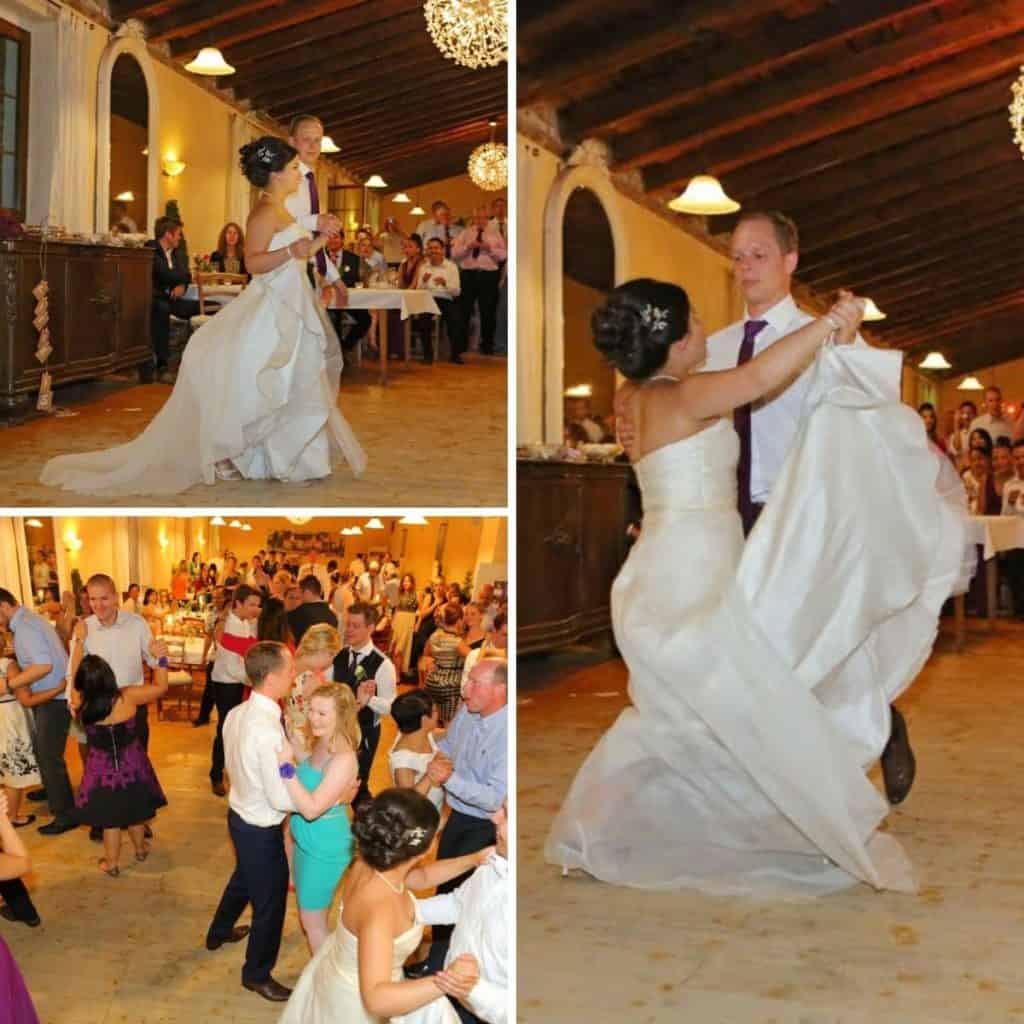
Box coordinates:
[418,658,507,975]
[0,589,74,836]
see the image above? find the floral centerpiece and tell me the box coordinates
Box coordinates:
[193,252,214,273]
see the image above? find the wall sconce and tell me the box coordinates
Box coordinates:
[162,157,186,178]
[63,532,83,553]
[114,191,135,202]
[159,534,169,550]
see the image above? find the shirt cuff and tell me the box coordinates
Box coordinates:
[467,977,507,1024]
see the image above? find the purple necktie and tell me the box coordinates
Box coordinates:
[735,319,768,536]
[307,171,328,278]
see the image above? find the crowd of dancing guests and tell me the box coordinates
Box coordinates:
[918,385,1024,616]
[0,548,509,1021]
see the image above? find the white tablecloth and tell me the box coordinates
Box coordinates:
[333,288,439,318]
[967,515,1024,560]
[183,283,244,303]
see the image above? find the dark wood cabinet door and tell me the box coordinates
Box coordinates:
[117,253,152,358]
[66,253,120,365]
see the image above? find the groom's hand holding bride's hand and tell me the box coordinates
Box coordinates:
[317,213,342,236]
[828,290,865,345]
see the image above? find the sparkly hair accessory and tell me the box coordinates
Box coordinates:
[256,144,275,165]
[404,826,429,847]
[640,304,669,334]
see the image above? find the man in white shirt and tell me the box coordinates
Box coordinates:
[205,642,300,1003]
[298,546,331,596]
[416,200,455,256]
[122,583,141,615]
[285,115,346,309]
[419,801,509,1024]
[356,560,382,602]
[488,197,507,252]
[452,206,507,357]
[420,237,466,363]
[210,585,262,797]
[970,386,1017,443]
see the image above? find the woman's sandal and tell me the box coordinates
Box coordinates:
[10,815,35,829]
[98,858,120,877]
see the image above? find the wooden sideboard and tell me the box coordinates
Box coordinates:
[0,238,152,422]
[518,459,635,654]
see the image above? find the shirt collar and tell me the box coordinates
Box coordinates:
[744,293,798,336]
[352,641,375,656]
[249,691,280,716]
[298,160,312,177]
[9,606,25,630]
[93,610,123,631]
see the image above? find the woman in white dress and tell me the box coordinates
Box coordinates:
[40,136,366,496]
[279,789,487,1024]
[0,658,41,828]
[388,691,445,811]
[546,279,967,897]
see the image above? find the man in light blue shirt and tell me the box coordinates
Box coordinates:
[0,588,74,843]
[420,658,507,974]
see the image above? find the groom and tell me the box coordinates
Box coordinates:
[616,209,916,806]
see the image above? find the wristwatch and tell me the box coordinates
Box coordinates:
[279,762,296,780]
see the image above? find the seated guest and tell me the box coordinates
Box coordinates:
[110,200,138,235]
[325,232,371,352]
[287,576,338,646]
[356,234,387,281]
[963,446,997,514]
[417,237,466,365]
[210,222,248,278]
[146,216,200,384]
[992,438,1014,500]
[948,400,977,470]
[398,234,425,290]
[918,402,947,454]
[389,690,444,810]
[565,396,610,442]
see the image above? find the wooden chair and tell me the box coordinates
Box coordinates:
[189,272,247,330]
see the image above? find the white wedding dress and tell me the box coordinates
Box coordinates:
[40,222,366,495]
[279,896,459,1024]
[546,345,970,897]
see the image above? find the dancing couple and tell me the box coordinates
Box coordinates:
[547,211,969,896]
[41,130,366,496]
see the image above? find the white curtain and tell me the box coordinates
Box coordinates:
[49,8,91,233]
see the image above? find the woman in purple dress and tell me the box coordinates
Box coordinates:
[0,792,40,1022]
[72,654,168,876]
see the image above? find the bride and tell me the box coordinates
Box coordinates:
[545,279,966,897]
[40,136,366,496]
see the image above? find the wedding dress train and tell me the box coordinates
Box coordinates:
[545,344,969,897]
[40,222,366,495]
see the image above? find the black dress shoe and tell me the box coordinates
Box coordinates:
[38,818,77,836]
[192,719,210,728]
[26,790,47,802]
[881,707,916,805]
[206,924,250,951]
[0,905,41,928]
[242,977,291,1002]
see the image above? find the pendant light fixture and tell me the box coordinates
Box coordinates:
[862,298,887,322]
[668,174,740,215]
[918,352,952,370]
[957,376,985,391]
[320,136,341,154]
[185,47,235,76]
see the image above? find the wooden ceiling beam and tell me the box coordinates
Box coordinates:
[876,288,1024,341]
[196,0,421,65]
[561,0,962,140]
[331,112,503,164]
[617,22,1024,174]
[343,122,500,169]
[518,0,783,104]
[148,0,281,43]
[871,254,1024,308]
[111,0,178,19]
[642,68,1013,195]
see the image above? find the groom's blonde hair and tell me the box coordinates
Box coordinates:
[288,114,322,137]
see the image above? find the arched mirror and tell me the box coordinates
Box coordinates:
[561,185,615,445]
[108,53,148,235]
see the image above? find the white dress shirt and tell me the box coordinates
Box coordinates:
[419,854,509,1024]
[969,413,1015,443]
[418,258,461,299]
[84,610,158,688]
[347,641,396,722]
[355,571,381,602]
[703,293,863,503]
[284,160,340,285]
[224,691,297,826]
[211,611,256,684]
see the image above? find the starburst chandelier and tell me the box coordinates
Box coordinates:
[467,120,507,191]
[424,0,507,69]
[1011,65,1024,157]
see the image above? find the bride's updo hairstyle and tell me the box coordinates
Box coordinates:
[593,278,691,380]
[353,788,440,870]
[239,136,298,188]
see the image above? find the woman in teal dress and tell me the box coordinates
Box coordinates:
[278,683,360,952]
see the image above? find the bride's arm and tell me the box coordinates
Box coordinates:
[675,293,864,422]
[243,207,322,275]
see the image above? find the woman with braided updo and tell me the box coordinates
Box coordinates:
[547,276,968,897]
[280,788,493,1023]
[41,135,366,496]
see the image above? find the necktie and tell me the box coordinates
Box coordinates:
[472,227,484,260]
[735,319,768,536]
[307,171,328,278]
[443,224,451,259]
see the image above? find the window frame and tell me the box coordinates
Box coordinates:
[0,17,30,222]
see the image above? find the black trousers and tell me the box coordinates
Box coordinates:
[426,809,496,971]
[207,810,288,985]
[0,877,38,923]
[196,661,216,722]
[151,294,201,368]
[32,701,74,821]
[1006,549,1024,615]
[460,270,500,354]
[209,683,245,783]
[329,309,372,351]
[354,717,381,809]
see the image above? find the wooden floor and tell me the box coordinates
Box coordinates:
[518,618,1024,1023]
[5,697,408,1023]
[0,355,507,509]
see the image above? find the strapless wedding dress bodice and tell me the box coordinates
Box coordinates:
[280,899,459,1024]
[547,345,969,897]
[40,220,366,496]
